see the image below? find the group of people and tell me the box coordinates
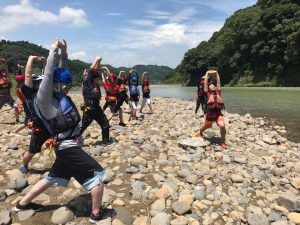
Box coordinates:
[0,38,227,223]
[0,39,155,223]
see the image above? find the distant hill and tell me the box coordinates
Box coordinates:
[164,0,300,86]
[0,40,173,84]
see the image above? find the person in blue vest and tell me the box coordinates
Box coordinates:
[13,39,111,223]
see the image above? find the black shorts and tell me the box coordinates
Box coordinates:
[29,130,52,154]
[46,146,105,190]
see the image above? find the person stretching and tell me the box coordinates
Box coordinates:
[14,39,109,223]
[199,70,227,149]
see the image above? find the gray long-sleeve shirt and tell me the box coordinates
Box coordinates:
[37,49,80,150]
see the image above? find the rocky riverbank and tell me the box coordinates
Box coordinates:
[0,95,299,225]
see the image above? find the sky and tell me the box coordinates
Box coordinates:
[0,0,257,68]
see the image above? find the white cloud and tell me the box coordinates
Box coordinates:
[146,10,172,20]
[129,19,155,27]
[59,7,89,28]
[0,0,89,35]
[104,12,123,16]
[84,7,225,67]
[69,51,88,62]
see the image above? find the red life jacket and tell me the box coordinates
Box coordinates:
[207,90,223,110]
[16,88,27,104]
[143,85,150,93]
[106,81,117,102]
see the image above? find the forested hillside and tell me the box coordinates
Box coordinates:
[165,0,300,86]
[0,40,173,84]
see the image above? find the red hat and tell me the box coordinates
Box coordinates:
[16,75,25,83]
[143,79,149,83]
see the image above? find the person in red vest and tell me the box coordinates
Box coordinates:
[140,72,153,114]
[0,58,20,124]
[199,70,227,149]
[102,67,118,113]
[103,67,126,126]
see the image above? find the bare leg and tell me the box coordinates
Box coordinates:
[23,151,35,168]
[19,179,53,205]
[149,104,153,113]
[15,124,26,133]
[220,126,226,143]
[91,183,104,215]
[119,108,124,123]
[14,105,20,122]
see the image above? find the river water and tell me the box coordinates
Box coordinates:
[148,86,300,142]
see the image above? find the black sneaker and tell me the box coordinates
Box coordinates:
[13,202,44,212]
[119,122,126,127]
[89,208,117,223]
[100,139,113,146]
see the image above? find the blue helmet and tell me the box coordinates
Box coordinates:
[53,68,72,83]
[131,76,138,81]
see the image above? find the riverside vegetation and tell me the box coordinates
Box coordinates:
[0,95,299,225]
[0,40,173,85]
[165,0,300,87]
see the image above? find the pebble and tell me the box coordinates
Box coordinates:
[172,201,191,215]
[231,174,244,183]
[0,210,11,225]
[17,210,35,221]
[51,207,74,224]
[151,212,170,225]
[287,213,300,224]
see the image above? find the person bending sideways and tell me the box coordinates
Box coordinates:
[199,70,227,149]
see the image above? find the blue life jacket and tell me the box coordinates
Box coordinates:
[130,86,139,96]
[34,93,81,136]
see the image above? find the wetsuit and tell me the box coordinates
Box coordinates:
[80,69,110,142]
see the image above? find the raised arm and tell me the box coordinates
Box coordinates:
[102,66,113,82]
[215,71,221,91]
[142,72,148,81]
[118,70,126,78]
[37,39,59,119]
[58,39,68,69]
[17,64,24,75]
[204,71,209,93]
[90,56,102,70]
[25,56,39,88]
